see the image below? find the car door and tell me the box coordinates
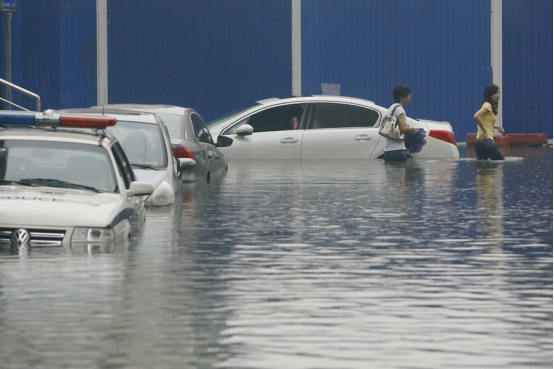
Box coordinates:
[221,104,307,160]
[191,113,225,174]
[301,102,383,159]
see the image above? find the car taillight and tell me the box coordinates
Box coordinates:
[173,147,195,160]
[429,130,457,145]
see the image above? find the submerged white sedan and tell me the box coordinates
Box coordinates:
[0,111,153,249]
[59,108,196,206]
[207,96,460,160]
[90,104,232,184]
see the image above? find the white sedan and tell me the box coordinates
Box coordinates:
[207,96,460,160]
[0,111,153,249]
[60,108,195,206]
[91,104,232,184]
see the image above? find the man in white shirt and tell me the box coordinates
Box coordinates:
[384,84,417,162]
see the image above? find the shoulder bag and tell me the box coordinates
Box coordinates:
[379,104,405,141]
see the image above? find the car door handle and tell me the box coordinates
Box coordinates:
[280,137,299,144]
[354,134,372,141]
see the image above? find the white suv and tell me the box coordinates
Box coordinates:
[0,111,153,249]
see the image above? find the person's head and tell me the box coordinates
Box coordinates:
[288,106,303,129]
[393,85,411,103]
[481,84,500,114]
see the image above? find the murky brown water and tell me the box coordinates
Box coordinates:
[0,147,552,368]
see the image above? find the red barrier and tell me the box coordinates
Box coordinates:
[466,133,547,147]
[505,133,548,147]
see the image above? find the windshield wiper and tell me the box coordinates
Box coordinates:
[0,179,38,187]
[19,178,103,192]
[130,163,160,170]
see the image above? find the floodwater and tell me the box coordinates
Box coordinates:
[0,146,552,369]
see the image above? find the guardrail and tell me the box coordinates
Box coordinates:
[0,77,41,111]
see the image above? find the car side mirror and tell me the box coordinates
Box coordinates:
[178,158,196,172]
[216,135,234,147]
[236,124,253,136]
[126,181,154,197]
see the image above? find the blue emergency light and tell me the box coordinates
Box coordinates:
[0,111,116,128]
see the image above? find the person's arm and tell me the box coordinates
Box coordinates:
[473,107,489,141]
[397,113,416,134]
[494,125,505,134]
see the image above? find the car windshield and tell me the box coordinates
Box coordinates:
[0,140,117,193]
[106,121,167,168]
[207,103,261,128]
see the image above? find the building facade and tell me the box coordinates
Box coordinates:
[1,0,552,140]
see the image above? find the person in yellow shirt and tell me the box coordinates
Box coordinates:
[473,84,505,160]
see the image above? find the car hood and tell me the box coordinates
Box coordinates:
[0,186,123,227]
[133,169,168,188]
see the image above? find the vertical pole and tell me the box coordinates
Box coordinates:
[291,0,301,96]
[5,11,12,109]
[491,0,502,127]
[96,0,108,106]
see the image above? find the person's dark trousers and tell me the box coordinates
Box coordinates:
[475,138,505,160]
[384,149,408,162]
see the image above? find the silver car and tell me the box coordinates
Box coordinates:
[92,104,232,184]
[60,108,195,206]
[207,96,460,160]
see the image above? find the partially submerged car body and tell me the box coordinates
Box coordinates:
[91,104,231,184]
[0,112,153,249]
[207,96,460,160]
[59,108,195,206]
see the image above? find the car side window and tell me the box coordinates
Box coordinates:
[224,104,307,134]
[191,113,214,145]
[112,141,135,189]
[311,103,379,129]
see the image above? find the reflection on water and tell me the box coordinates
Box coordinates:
[476,161,504,245]
[0,147,551,368]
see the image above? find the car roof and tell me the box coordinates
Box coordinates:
[254,95,378,106]
[0,127,110,145]
[59,108,160,124]
[90,104,192,116]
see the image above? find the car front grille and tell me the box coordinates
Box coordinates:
[0,227,66,247]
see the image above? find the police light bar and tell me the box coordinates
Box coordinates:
[0,110,116,128]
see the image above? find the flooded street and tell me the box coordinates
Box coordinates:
[0,147,552,369]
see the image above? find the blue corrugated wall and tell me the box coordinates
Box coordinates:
[0,0,95,110]
[59,1,96,108]
[503,0,553,138]
[107,0,292,121]
[301,0,492,141]
[0,0,551,140]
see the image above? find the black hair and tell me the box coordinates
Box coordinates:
[481,84,499,115]
[393,85,411,103]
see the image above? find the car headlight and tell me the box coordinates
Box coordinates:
[146,181,175,206]
[72,227,115,243]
